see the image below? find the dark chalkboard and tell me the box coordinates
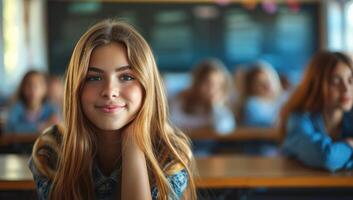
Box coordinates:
[47,1,319,82]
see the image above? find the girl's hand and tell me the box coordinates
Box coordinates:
[121,120,152,200]
[346,138,353,148]
[121,120,141,155]
[210,91,226,107]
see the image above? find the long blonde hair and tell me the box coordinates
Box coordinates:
[50,19,196,200]
[279,51,353,140]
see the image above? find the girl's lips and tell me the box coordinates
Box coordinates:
[96,105,125,113]
[340,96,352,104]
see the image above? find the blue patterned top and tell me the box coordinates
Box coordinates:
[28,157,188,200]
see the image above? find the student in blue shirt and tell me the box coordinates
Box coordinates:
[237,61,283,127]
[28,19,196,200]
[5,70,59,134]
[280,51,353,172]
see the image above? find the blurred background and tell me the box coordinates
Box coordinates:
[0,0,352,97]
[1,0,353,199]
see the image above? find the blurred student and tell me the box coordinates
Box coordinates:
[277,73,294,108]
[170,58,236,134]
[0,93,10,133]
[5,70,59,134]
[169,59,236,156]
[231,66,246,110]
[280,51,353,171]
[237,61,282,127]
[47,75,64,119]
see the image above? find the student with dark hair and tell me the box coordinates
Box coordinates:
[237,61,282,127]
[280,51,353,171]
[5,70,59,133]
[170,58,236,134]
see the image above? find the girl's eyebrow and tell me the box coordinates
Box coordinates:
[115,65,131,72]
[88,65,131,73]
[87,67,103,73]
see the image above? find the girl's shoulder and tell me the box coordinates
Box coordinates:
[31,124,63,180]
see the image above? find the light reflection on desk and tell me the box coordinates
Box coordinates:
[0,154,34,190]
[1,154,32,180]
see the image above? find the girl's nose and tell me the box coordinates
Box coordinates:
[101,80,119,98]
[341,80,350,93]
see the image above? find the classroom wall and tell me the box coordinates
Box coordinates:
[1,0,353,96]
[46,1,319,84]
[0,1,4,93]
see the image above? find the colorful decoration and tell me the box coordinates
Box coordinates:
[286,0,300,13]
[242,0,258,10]
[262,0,278,14]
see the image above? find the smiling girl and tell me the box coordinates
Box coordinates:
[29,19,196,200]
[280,51,353,171]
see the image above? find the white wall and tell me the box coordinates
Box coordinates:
[323,0,352,53]
[1,0,47,97]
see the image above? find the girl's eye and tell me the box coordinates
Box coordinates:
[120,74,135,81]
[348,77,353,85]
[86,75,102,82]
[330,77,341,86]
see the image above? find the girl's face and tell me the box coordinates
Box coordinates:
[324,62,353,112]
[251,70,272,97]
[81,42,143,132]
[199,71,225,104]
[23,74,47,106]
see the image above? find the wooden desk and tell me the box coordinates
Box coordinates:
[1,154,353,191]
[0,154,34,190]
[187,127,280,142]
[195,155,353,188]
[0,134,38,146]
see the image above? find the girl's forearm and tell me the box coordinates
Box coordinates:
[121,138,152,200]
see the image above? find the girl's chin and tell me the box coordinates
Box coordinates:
[341,104,353,112]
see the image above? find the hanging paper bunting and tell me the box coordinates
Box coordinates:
[215,0,231,6]
[286,0,300,13]
[262,0,278,14]
[242,0,258,10]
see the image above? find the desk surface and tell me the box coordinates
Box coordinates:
[0,154,34,190]
[1,154,353,190]
[186,127,280,142]
[0,128,279,144]
[196,155,353,188]
[0,134,38,146]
